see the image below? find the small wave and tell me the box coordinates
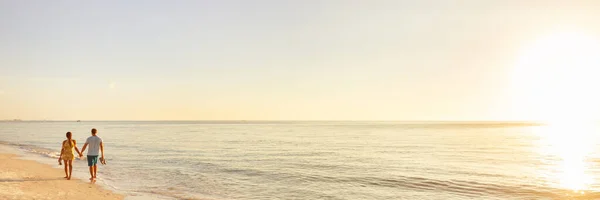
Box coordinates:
[134,188,216,200]
[211,164,595,199]
[0,141,61,158]
[314,175,600,199]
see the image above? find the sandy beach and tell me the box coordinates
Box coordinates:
[0,153,123,200]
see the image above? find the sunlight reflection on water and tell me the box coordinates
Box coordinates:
[533,123,600,193]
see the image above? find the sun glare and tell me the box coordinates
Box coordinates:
[511,30,600,122]
[533,122,600,192]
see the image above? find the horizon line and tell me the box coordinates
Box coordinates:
[1,119,556,123]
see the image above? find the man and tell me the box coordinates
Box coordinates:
[81,128,104,180]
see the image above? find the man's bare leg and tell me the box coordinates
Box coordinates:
[89,166,94,180]
[93,165,97,179]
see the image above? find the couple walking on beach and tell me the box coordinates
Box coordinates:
[58,128,105,180]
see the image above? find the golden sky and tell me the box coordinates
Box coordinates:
[1,1,600,121]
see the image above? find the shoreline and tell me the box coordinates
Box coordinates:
[0,150,124,200]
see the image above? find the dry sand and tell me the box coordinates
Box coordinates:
[0,153,124,200]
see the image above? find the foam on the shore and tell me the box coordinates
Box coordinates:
[0,147,123,200]
[0,143,175,200]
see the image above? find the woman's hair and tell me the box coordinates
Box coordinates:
[66,132,72,139]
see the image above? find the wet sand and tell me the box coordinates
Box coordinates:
[0,153,123,200]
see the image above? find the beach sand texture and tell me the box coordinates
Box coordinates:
[0,153,123,200]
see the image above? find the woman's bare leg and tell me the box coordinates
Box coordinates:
[67,160,73,180]
[63,159,68,178]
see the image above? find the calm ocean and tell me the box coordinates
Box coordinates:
[2,121,600,199]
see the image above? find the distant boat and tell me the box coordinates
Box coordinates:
[77,120,81,122]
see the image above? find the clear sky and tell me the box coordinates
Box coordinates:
[2,0,600,121]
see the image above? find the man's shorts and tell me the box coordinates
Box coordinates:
[87,155,99,166]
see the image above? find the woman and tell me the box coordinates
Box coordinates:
[58,132,83,180]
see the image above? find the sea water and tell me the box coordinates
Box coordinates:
[2,121,600,199]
